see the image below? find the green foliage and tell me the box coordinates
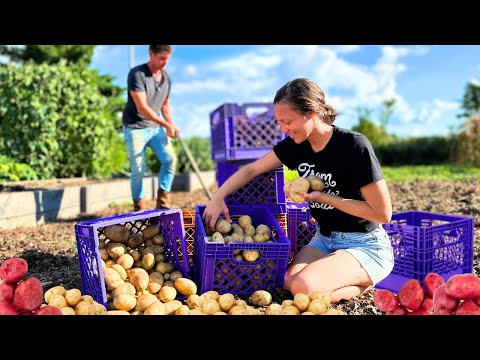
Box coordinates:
[450,112,480,166]
[375,136,451,166]
[284,167,299,182]
[351,105,397,146]
[352,118,396,146]
[0,60,128,179]
[147,136,215,174]
[383,165,480,182]
[459,82,480,119]
[0,155,38,181]
[0,45,95,66]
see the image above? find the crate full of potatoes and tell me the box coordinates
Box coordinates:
[193,205,290,296]
[75,209,190,309]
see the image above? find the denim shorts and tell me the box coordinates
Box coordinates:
[306,226,394,286]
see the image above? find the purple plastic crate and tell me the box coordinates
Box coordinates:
[75,209,190,307]
[210,103,286,161]
[286,202,316,260]
[376,210,474,294]
[193,205,290,296]
[216,160,286,214]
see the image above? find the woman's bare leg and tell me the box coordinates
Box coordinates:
[287,249,373,303]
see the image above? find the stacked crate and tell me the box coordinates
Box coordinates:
[210,103,288,234]
[189,103,290,294]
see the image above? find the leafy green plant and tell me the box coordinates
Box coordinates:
[0,155,38,181]
[0,60,128,179]
[147,136,215,174]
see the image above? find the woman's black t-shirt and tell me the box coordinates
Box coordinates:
[273,126,384,234]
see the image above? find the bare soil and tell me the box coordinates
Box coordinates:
[1,179,479,315]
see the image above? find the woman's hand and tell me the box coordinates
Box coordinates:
[299,190,325,203]
[202,197,232,232]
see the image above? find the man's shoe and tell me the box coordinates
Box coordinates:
[133,198,148,211]
[156,188,171,209]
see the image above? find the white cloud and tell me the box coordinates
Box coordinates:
[184,65,197,76]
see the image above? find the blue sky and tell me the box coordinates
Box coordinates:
[90,45,478,138]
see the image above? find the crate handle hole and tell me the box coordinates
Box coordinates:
[245,106,269,119]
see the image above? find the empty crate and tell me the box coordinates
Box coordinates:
[376,210,474,293]
[216,160,286,214]
[193,205,290,296]
[75,209,190,307]
[210,103,286,161]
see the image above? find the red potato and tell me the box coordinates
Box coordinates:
[407,308,429,315]
[0,257,28,283]
[397,279,424,311]
[432,309,452,315]
[0,300,19,315]
[432,283,459,311]
[420,297,434,313]
[444,273,480,301]
[34,305,63,315]
[373,289,398,312]
[386,306,408,315]
[0,281,17,302]
[13,277,44,312]
[453,300,480,315]
[473,296,480,307]
[423,272,445,297]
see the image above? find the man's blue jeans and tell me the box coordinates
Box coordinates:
[123,126,177,202]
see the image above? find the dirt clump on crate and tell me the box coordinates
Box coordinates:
[0,179,479,315]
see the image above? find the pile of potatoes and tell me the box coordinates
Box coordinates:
[284,175,325,204]
[206,214,273,262]
[99,223,198,315]
[0,257,64,315]
[180,289,345,315]
[43,285,107,315]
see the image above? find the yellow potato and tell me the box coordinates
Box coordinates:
[175,305,191,315]
[142,224,160,239]
[218,293,236,312]
[215,219,232,234]
[249,290,272,307]
[293,293,310,312]
[174,277,197,296]
[284,177,310,203]
[135,293,159,312]
[103,225,130,243]
[238,215,252,229]
[144,301,166,315]
[64,288,82,307]
[306,175,325,191]
[164,300,183,315]
[44,285,67,303]
[158,286,177,303]
[127,233,144,249]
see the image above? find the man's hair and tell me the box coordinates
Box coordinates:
[149,45,172,54]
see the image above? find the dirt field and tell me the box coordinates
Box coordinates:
[1,179,479,315]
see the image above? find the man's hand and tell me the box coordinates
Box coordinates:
[166,124,180,139]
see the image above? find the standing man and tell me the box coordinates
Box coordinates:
[122,45,180,211]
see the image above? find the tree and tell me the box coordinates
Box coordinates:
[379,98,396,131]
[458,82,480,119]
[351,106,395,146]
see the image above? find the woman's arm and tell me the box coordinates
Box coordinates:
[202,151,283,231]
[300,179,392,224]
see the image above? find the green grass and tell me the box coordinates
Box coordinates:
[283,165,480,183]
[382,165,480,182]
